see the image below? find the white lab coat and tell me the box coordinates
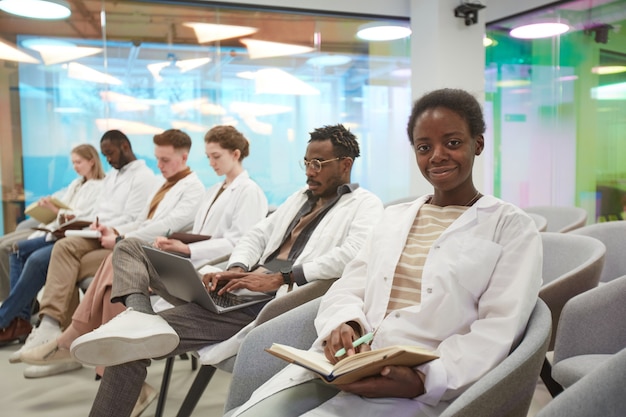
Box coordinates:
[29,177,104,240]
[234,194,542,417]
[94,159,160,228]
[197,185,384,364]
[188,171,268,268]
[227,186,384,284]
[117,171,205,243]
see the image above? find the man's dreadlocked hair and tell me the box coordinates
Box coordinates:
[308,124,360,159]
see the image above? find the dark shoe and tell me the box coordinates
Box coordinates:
[0,318,33,346]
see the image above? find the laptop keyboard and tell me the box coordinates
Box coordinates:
[210,291,248,308]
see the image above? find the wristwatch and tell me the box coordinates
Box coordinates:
[280,266,294,292]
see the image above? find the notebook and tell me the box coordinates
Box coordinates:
[142,246,273,314]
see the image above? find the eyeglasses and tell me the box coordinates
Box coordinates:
[299,157,341,172]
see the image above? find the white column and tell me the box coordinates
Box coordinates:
[408,0,487,196]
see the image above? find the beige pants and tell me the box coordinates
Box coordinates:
[38,236,110,326]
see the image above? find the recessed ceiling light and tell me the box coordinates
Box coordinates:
[240,39,314,59]
[0,38,39,63]
[306,55,352,67]
[356,22,411,41]
[391,68,411,78]
[510,22,569,39]
[496,79,531,88]
[591,66,626,75]
[183,22,258,43]
[0,0,71,20]
[22,39,102,65]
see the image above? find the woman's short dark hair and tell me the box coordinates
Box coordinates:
[204,125,250,161]
[407,89,486,145]
[309,124,360,159]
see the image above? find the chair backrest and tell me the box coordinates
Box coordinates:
[527,213,548,232]
[539,232,605,349]
[440,299,552,417]
[225,298,322,413]
[536,347,626,417]
[553,275,626,365]
[524,206,587,233]
[568,220,626,283]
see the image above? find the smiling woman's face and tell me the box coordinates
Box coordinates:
[413,106,483,196]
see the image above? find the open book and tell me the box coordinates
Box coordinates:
[31,218,92,239]
[25,197,71,223]
[265,343,438,385]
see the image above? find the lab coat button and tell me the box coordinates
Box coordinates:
[395,312,400,318]
[426,288,432,294]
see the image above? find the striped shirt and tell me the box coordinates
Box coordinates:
[386,203,468,314]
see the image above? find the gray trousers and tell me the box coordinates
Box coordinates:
[89,237,264,417]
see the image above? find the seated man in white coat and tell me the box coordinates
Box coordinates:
[229,89,543,417]
[19,129,205,368]
[71,124,384,417]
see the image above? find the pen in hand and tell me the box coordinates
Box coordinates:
[334,332,374,357]
[165,229,171,237]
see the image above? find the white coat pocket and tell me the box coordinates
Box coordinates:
[445,236,502,300]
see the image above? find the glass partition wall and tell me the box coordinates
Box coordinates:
[486,0,626,222]
[0,1,411,233]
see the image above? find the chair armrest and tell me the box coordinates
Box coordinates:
[256,278,337,325]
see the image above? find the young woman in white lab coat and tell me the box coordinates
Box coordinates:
[231,89,542,417]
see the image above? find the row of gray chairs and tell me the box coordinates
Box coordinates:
[157,203,621,415]
[527,207,625,399]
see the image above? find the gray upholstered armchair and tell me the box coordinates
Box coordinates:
[551,275,626,388]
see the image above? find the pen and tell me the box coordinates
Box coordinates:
[165,229,171,237]
[334,332,374,357]
[95,216,99,227]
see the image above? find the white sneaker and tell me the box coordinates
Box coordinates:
[70,308,179,366]
[23,362,82,378]
[8,325,61,364]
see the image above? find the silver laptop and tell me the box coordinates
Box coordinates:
[142,246,273,314]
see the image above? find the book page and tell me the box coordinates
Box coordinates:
[25,198,73,223]
[266,344,335,376]
[266,343,438,385]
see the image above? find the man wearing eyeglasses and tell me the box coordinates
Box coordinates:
[72,124,384,417]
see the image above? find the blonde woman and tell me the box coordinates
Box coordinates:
[0,144,105,345]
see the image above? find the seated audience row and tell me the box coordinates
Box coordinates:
[2,88,543,417]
